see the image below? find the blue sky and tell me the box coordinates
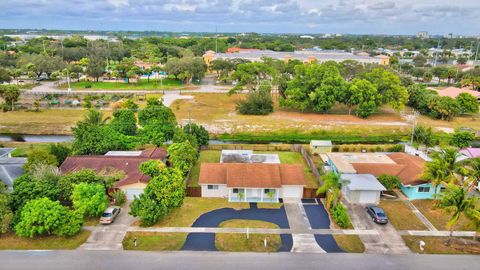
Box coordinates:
[1,0,479,35]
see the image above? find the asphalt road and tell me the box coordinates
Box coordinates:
[1,251,478,270]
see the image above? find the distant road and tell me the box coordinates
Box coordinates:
[1,250,479,270]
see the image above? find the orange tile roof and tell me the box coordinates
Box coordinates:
[199,163,306,188]
[351,153,427,186]
[434,87,480,98]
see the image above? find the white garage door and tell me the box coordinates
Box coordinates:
[281,186,303,198]
[124,188,144,200]
[359,191,379,204]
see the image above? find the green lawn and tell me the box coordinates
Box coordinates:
[66,79,183,90]
[412,200,477,231]
[219,219,279,229]
[123,232,187,251]
[188,150,221,187]
[379,200,428,231]
[0,231,91,250]
[148,197,249,227]
[0,142,54,157]
[402,236,480,254]
[333,235,365,253]
[216,233,282,252]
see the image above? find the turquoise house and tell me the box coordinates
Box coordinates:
[400,183,445,200]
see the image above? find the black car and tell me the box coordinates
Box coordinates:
[366,206,388,224]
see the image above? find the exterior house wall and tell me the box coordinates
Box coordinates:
[400,183,444,200]
[200,184,228,198]
[310,145,332,155]
[119,183,148,200]
[344,189,381,204]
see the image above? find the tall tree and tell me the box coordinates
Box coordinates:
[316,172,345,210]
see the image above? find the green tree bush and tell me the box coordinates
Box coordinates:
[72,183,108,217]
[236,90,274,115]
[450,130,474,148]
[377,174,401,191]
[167,142,198,175]
[330,203,351,228]
[183,123,209,146]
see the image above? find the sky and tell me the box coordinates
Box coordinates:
[0,0,479,35]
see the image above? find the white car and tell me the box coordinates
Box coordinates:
[99,206,121,224]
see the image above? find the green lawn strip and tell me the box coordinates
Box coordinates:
[379,200,428,231]
[0,230,91,250]
[256,203,283,209]
[123,232,188,251]
[402,236,479,254]
[219,219,279,229]
[215,233,282,252]
[152,198,250,227]
[187,150,221,187]
[65,79,183,90]
[333,235,365,253]
[412,200,477,231]
[2,142,53,157]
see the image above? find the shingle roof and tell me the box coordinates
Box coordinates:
[199,163,306,188]
[59,148,167,188]
[460,148,480,159]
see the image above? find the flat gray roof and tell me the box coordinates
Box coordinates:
[0,148,14,158]
[0,157,27,188]
[342,174,386,191]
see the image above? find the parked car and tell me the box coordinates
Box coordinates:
[100,206,121,224]
[366,206,388,224]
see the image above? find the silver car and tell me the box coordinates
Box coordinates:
[100,206,121,224]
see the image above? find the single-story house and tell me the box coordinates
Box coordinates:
[341,174,386,204]
[310,140,333,155]
[220,150,280,164]
[199,163,306,202]
[433,87,480,101]
[0,149,26,192]
[59,148,167,200]
[327,152,440,200]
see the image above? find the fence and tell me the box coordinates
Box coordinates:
[204,144,292,151]
[186,187,201,197]
[291,144,322,186]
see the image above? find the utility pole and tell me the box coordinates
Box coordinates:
[215,25,218,53]
[433,39,441,67]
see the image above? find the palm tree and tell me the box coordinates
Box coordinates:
[422,147,462,187]
[462,158,480,191]
[437,182,480,244]
[317,172,345,210]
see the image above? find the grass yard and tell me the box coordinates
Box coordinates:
[379,200,428,231]
[122,232,187,251]
[219,219,279,229]
[264,151,319,188]
[187,150,221,187]
[151,197,249,227]
[0,230,91,250]
[64,79,183,91]
[412,200,477,231]
[215,233,282,252]
[257,203,283,209]
[333,235,365,253]
[0,109,111,135]
[402,236,480,254]
[0,142,54,157]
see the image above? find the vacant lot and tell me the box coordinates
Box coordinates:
[412,200,477,231]
[123,232,187,251]
[379,200,428,231]
[151,197,249,227]
[0,231,90,250]
[172,93,479,143]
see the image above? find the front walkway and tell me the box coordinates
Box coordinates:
[346,203,410,254]
[396,191,437,231]
[79,203,136,250]
[284,199,326,253]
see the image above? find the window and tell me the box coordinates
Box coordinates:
[264,189,271,194]
[418,186,430,193]
[439,187,446,193]
[207,185,218,190]
[233,188,239,194]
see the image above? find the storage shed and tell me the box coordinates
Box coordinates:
[309,140,333,155]
[341,174,386,204]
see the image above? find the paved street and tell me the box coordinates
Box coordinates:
[1,250,479,270]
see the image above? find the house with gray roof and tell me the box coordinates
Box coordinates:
[0,149,26,192]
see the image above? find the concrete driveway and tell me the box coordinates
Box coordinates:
[346,203,410,254]
[79,203,137,250]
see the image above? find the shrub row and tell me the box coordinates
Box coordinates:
[330,203,351,229]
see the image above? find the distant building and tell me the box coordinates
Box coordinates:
[204,49,390,67]
[300,35,315,39]
[417,31,428,39]
[433,87,480,101]
[309,140,333,155]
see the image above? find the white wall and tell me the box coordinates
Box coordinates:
[201,184,228,198]
[345,189,381,204]
[281,185,304,198]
